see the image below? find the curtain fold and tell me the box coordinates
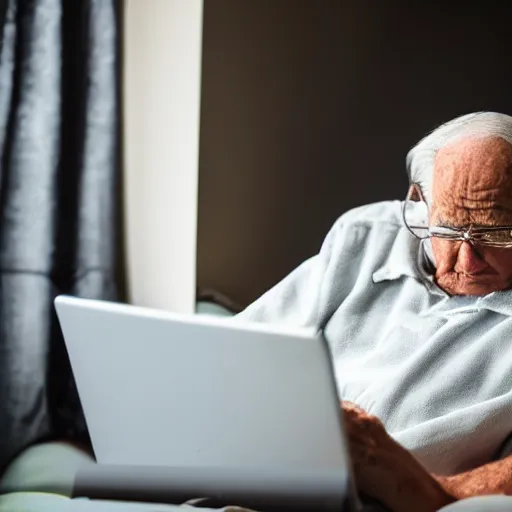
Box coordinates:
[0,0,123,470]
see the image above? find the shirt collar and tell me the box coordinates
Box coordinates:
[372,227,437,287]
[476,291,512,317]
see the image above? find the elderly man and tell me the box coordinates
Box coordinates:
[3,112,511,512]
[236,112,512,512]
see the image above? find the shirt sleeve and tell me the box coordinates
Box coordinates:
[234,216,348,330]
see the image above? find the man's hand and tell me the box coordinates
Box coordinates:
[341,401,454,512]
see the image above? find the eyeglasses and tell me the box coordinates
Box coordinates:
[402,183,512,248]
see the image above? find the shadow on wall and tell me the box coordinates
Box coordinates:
[197,1,512,307]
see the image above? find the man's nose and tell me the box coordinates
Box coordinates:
[454,242,489,275]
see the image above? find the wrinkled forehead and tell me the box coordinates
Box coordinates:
[433,136,512,192]
[406,112,512,207]
[431,136,512,225]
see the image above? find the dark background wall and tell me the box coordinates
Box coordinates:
[197,1,512,307]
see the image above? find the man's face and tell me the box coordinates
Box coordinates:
[430,136,512,296]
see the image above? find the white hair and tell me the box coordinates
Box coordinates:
[406,111,512,206]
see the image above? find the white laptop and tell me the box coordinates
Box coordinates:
[54,295,361,510]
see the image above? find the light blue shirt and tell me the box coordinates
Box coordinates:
[236,201,512,476]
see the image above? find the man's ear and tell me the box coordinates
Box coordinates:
[409,184,422,202]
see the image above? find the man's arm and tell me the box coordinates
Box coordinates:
[435,456,512,500]
[391,456,512,512]
[342,402,512,512]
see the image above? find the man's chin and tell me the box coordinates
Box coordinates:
[435,273,508,296]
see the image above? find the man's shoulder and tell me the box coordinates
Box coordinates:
[321,201,408,264]
[331,200,404,232]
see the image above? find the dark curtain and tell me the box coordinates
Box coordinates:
[0,0,124,471]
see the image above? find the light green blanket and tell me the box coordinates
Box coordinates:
[0,442,253,512]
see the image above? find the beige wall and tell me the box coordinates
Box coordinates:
[124,0,203,314]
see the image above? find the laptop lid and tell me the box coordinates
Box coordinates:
[55,295,351,475]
